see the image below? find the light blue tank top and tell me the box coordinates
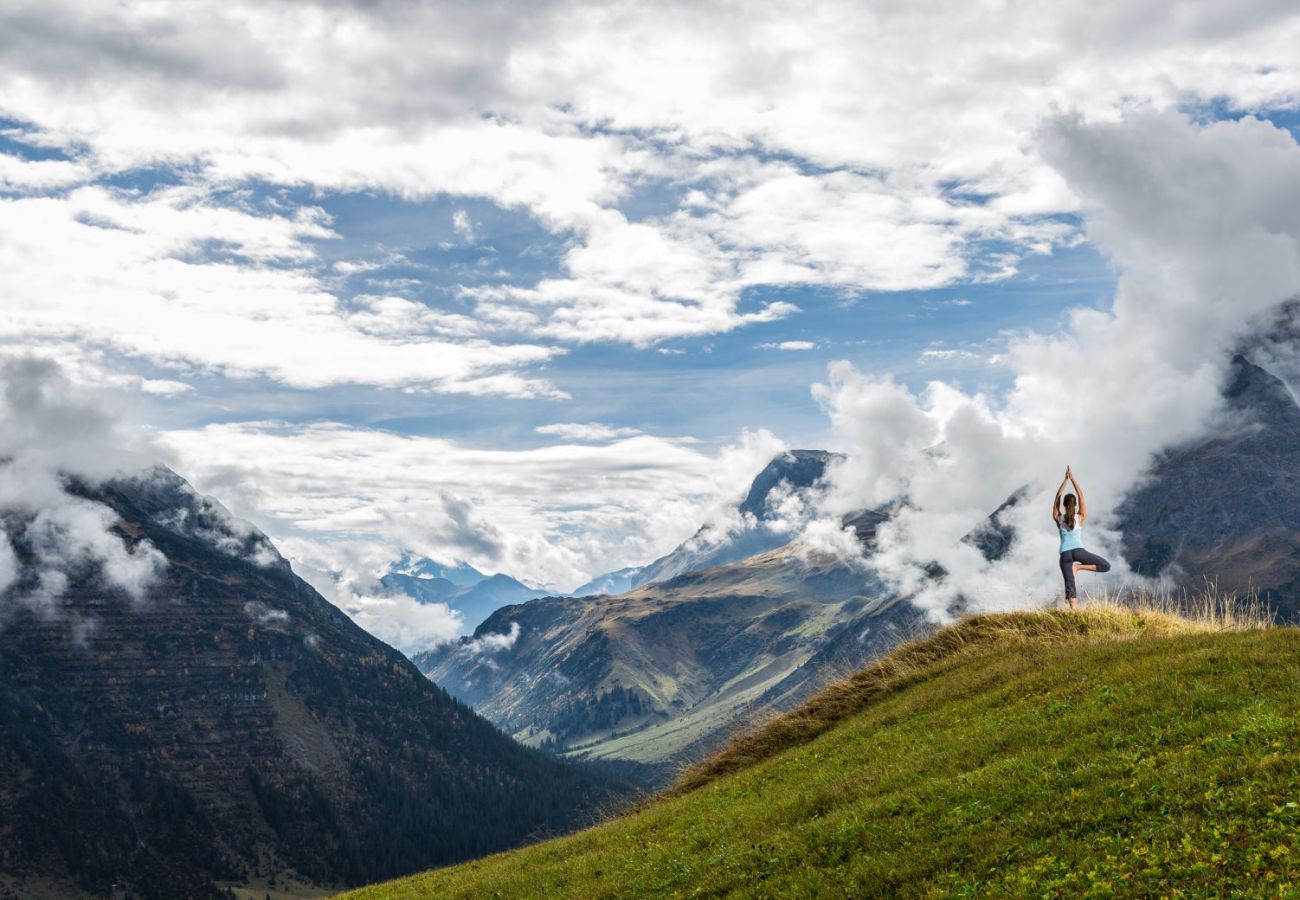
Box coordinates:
[1058,515,1083,553]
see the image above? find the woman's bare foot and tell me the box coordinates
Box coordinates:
[1073,561,1084,578]
[1067,596,1078,610]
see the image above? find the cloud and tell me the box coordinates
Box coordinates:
[917,348,987,365]
[805,110,1300,616]
[451,208,476,241]
[462,621,522,655]
[1,0,1296,360]
[244,600,289,624]
[343,592,463,654]
[0,531,17,597]
[0,152,91,191]
[272,538,463,654]
[0,356,166,615]
[0,354,155,481]
[159,421,786,593]
[139,378,193,396]
[459,217,805,345]
[337,586,463,655]
[758,341,817,351]
[534,422,642,441]
[0,184,566,397]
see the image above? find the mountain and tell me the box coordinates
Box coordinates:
[0,467,624,899]
[415,502,922,774]
[572,449,841,597]
[1117,354,1300,618]
[382,571,461,604]
[381,565,547,633]
[388,553,488,588]
[961,354,1300,617]
[569,564,646,598]
[349,608,1300,897]
[417,354,1300,783]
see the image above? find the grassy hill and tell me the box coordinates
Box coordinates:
[342,602,1300,897]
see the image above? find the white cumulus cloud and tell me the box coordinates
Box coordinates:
[159,421,786,593]
[805,110,1300,616]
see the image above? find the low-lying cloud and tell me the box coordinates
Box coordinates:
[799,111,1300,616]
[0,356,166,614]
[160,422,787,596]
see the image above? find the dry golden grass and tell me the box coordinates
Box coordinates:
[1089,578,1274,631]
[668,584,1272,796]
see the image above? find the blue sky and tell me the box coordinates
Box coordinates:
[0,114,1121,450]
[1,1,1298,647]
[69,165,1114,450]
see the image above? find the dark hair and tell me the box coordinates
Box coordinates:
[1062,493,1077,530]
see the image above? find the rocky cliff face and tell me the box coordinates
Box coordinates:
[1118,354,1300,616]
[0,467,621,899]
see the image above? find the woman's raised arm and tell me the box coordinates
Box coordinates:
[1069,469,1087,521]
[1052,469,1069,524]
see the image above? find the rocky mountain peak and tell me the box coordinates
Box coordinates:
[738,449,841,520]
[1224,353,1300,426]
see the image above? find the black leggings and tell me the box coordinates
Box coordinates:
[1059,548,1111,600]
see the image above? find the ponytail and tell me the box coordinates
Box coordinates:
[1063,495,1077,531]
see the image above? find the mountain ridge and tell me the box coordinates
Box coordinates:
[0,465,624,898]
[1117,353,1300,616]
[416,507,918,772]
[381,566,547,634]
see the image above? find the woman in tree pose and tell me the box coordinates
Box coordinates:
[1052,466,1110,609]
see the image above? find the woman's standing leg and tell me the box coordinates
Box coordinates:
[1060,551,1078,609]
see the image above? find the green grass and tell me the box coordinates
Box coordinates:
[340,605,1300,898]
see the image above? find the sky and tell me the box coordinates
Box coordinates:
[2,1,1300,650]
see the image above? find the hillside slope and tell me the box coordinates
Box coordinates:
[415,451,905,773]
[347,609,1300,898]
[0,467,623,899]
[416,535,920,770]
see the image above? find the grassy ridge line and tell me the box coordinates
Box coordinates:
[341,606,1300,898]
[670,604,1202,795]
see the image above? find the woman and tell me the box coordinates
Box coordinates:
[1052,466,1110,609]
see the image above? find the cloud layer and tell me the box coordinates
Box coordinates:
[159,421,786,597]
[2,0,1298,377]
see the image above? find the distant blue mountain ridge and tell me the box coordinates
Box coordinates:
[381,553,549,633]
